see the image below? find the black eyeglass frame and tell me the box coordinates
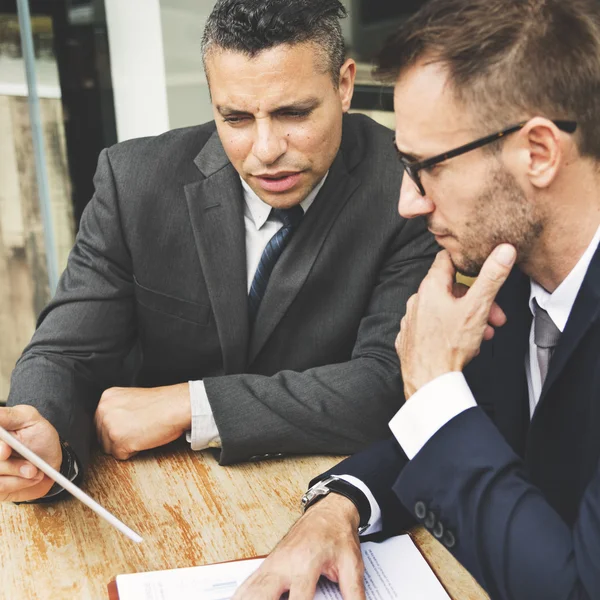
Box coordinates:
[396,119,578,196]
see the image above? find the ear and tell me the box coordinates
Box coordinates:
[338,59,356,113]
[517,117,566,190]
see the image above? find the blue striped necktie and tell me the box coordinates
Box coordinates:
[248,205,304,324]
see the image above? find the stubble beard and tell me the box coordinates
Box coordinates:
[451,164,543,277]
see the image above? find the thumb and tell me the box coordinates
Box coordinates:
[0,406,30,432]
[468,244,516,309]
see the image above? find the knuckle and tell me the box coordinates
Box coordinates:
[12,404,36,421]
[113,449,131,461]
[99,388,115,403]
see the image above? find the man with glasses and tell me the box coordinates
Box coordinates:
[236,0,600,598]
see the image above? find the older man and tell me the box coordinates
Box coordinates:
[0,0,434,503]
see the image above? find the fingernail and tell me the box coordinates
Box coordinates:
[20,465,35,478]
[495,245,516,266]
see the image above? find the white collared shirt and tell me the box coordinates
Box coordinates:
[358,224,600,535]
[186,174,327,450]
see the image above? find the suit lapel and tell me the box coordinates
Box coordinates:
[248,134,361,364]
[487,269,532,456]
[184,132,249,373]
[538,242,600,401]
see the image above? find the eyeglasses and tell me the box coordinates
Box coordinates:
[395,120,578,196]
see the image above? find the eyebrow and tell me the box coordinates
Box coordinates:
[217,97,321,117]
[393,139,423,163]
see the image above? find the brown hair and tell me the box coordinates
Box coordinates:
[376,0,600,159]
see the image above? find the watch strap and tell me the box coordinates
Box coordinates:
[302,476,371,534]
[43,438,79,499]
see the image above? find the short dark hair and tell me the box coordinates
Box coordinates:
[375,0,600,159]
[202,0,347,86]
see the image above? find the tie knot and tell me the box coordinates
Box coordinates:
[272,205,304,229]
[533,300,561,349]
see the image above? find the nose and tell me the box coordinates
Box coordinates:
[252,120,287,165]
[398,174,435,219]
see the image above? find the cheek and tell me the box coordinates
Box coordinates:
[215,125,253,167]
[295,121,340,166]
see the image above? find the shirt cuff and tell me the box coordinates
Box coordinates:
[389,372,476,460]
[186,380,221,451]
[337,474,382,536]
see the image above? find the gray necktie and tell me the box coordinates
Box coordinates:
[533,300,561,386]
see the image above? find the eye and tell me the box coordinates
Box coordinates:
[279,109,311,119]
[422,164,441,175]
[222,115,251,125]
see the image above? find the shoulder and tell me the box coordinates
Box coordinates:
[103,122,218,180]
[340,113,401,181]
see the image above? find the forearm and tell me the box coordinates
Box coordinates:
[205,357,404,464]
[8,354,98,471]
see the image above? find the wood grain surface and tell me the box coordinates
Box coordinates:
[0,441,488,600]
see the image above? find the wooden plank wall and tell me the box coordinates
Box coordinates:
[0,95,74,403]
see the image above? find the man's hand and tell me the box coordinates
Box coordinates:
[233,494,366,600]
[397,245,517,398]
[94,383,191,460]
[0,405,61,502]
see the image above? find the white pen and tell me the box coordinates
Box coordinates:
[0,425,143,543]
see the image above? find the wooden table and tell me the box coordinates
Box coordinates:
[0,442,488,599]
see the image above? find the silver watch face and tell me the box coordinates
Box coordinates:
[301,479,335,511]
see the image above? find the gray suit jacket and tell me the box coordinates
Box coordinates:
[8,114,437,470]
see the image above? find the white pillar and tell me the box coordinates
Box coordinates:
[104,0,170,141]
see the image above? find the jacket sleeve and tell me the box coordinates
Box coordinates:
[7,148,137,471]
[394,407,599,600]
[204,220,439,464]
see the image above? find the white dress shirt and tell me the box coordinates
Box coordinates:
[186,174,327,451]
[355,224,600,535]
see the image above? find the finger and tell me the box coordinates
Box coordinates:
[468,244,516,311]
[233,572,287,600]
[337,555,367,600]
[0,405,37,430]
[95,418,111,455]
[424,250,456,289]
[288,572,322,600]
[0,441,12,461]
[0,472,45,497]
[483,325,496,342]
[488,301,507,328]
[0,457,40,479]
[94,411,115,456]
[113,448,137,461]
[452,281,470,299]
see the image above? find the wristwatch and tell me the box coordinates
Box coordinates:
[44,438,80,498]
[301,475,371,534]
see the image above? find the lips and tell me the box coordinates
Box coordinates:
[254,171,302,193]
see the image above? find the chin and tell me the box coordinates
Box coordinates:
[450,252,484,278]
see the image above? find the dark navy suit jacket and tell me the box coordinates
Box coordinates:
[323,243,600,600]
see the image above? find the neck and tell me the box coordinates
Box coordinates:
[521,175,600,292]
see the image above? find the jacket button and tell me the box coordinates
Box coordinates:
[432,521,444,539]
[424,511,436,529]
[414,501,427,520]
[442,530,456,549]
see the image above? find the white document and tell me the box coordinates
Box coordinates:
[115,534,451,599]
